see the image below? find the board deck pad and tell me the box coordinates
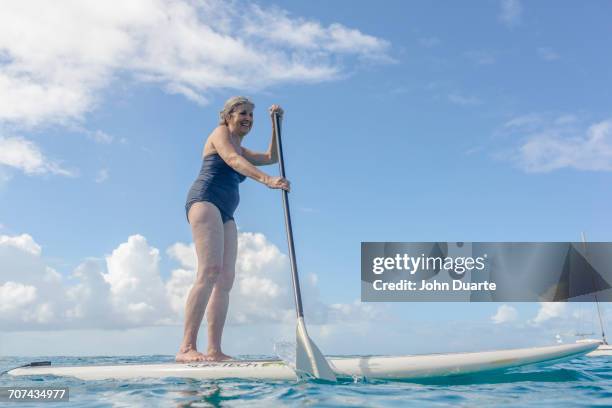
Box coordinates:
[7,343,597,381]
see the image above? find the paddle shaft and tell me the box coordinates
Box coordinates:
[273,113,304,318]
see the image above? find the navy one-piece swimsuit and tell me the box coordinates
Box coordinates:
[185,153,246,223]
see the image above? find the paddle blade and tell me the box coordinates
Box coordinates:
[295,317,336,382]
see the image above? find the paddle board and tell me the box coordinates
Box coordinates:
[7,343,596,381]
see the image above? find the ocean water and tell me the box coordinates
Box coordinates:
[2,355,612,407]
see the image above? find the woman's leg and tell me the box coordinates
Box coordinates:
[204,219,237,360]
[176,202,224,363]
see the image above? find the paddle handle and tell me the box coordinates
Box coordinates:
[273,112,304,318]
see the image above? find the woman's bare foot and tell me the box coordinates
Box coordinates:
[204,350,233,361]
[176,348,207,363]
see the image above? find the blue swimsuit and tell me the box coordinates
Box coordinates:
[185,153,247,223]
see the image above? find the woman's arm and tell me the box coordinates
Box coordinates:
[241,105,282,166]
[211,126,289,190]
[241,146,276,166]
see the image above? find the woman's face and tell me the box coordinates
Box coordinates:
[227,104,253,136]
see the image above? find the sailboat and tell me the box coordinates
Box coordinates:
[575,233,612,356]
[575,309,612,356]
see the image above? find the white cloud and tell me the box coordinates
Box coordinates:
[0,0,391,128]
[65,260,110,322]
[27,302,55,324]
[165,268,195,316]
[0,136,74,176]
[327,300,382,323]
[529,302,567,326]
[89,130,114,144]
[167,242,197,271]
[44,266,62,283]
[0,281,37,313]
[491,304,518,324]
[103,235,171,325]
[1,230,378,331]
[499,0,522,27]
[503,113,543,130]
[506,117,612,172]
[1,233,73,328]
[0,233,41,256]
[241,6,391,61]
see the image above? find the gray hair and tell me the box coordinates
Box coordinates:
[219,96,255,125]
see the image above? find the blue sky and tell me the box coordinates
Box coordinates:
[1,0,611,356]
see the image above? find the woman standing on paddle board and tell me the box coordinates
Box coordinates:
[178,97,290,362]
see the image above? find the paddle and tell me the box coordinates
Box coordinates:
[272,112,337,382]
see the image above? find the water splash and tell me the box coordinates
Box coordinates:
[274,341,297,371]
[274,341,319,381]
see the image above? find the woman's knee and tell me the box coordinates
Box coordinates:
[215,270,235,292]
[195,264,224,284]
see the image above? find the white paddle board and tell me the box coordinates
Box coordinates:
[8,343,596,381]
